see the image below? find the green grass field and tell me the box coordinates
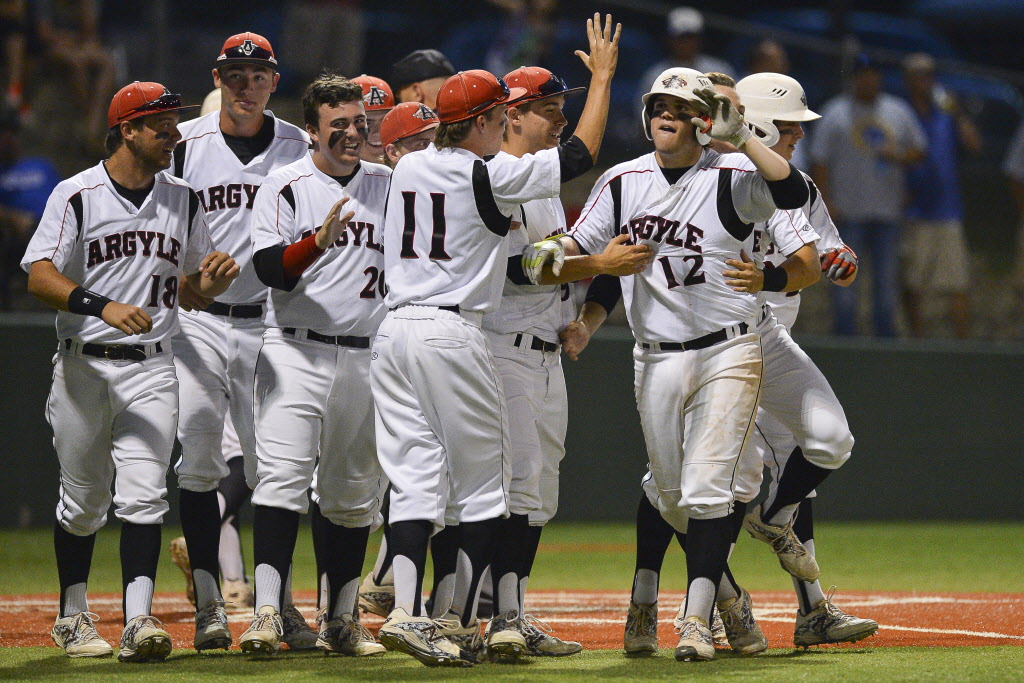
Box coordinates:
[2,521,1022,681]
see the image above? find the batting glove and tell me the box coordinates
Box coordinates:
[820,245,858,281]
[693,87,752,148]
[522,236,566,285]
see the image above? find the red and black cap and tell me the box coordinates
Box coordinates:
[435,70,527,124]
[352,75,395,111]
[380,102,439,147]
[216,32,278,70]
[503,66,586,106]
[107,82,199,129]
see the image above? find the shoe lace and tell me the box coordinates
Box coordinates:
[253,610,284,636]
[68,612,104,642]
[197,601,227,627]
[348,620,376,643]
[821,586,851,621]
[627,603,657,636]
[521,613,552,636]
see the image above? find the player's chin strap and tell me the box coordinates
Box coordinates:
[522,234,567,285]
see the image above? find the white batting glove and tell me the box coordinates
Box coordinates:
[693,87,752,148]
[522,237,566,285]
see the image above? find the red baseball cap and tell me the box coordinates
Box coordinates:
[503,66,586,106]
[435,70,527,124]
[216,32,278,70]
[352,75,395,111]
[380,102,440,147]
[107,82,199,129]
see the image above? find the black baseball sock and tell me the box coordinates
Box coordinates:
[452,517,501,627]
[180,488,222,606]
[120,522,161,624]
[311,503,370,619]
[252,505,300,611]
[491,513,530,615]
[373,493,394,585]
[793,498,814,544]
[682,516,733,624]
[54,522,95,617]
[518,524,544,615]
[632,494,675,605]
[763,447,832,522]
[791,498,825,614]
[217,457,251,523]
[427,524,460,617]
[730,501,749,542]
[390,519,432,616]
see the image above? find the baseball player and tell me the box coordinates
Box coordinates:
[526,66,811,662]
[352,75,395,165]
[238,72,388,657]
[371,13,620,667]
[390,49,456,109]
[24,81,238,661]
[166,32,317,649]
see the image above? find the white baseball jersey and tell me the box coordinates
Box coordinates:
[22,162,212,344]
[755,172,839,330]
[383,144,561,312]
[251,154,390,336]
[482,152,575,342]
[569,149,782,342]
[174,111,310,305]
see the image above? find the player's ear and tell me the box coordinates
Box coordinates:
[212,67,222,89]
[306,123,319,147]
[270,71,280,93]
[385,143,399,166]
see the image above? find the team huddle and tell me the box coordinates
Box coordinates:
[26,13,877,667]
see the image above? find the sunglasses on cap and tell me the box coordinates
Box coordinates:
[466,77,512,117]
[133,92,184,115]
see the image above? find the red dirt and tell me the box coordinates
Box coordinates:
[2,589,1021,650]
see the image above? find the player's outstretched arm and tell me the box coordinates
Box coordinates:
[27,259,153,335]
[723,245,820,294]
[523,234,652,285]
[560,274,621,361]
[570,13,621,163]
[186,251,239,298]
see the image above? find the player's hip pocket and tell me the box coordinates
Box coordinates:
[424,336,469,350]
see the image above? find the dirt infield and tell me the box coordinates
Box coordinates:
[2,590,1022,650]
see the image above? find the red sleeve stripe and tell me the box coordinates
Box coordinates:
[276,173,314,235]
[50,184,103,259]
[571,169,653,232]
[179,130,218,144]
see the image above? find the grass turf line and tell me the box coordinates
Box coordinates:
[0,646,1022,681]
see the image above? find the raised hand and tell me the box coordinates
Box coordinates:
[316,196,355,250]
[575,13,621,79]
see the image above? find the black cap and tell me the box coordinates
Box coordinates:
[391,49,456,90]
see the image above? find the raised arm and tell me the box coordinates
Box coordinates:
[569,13,621,163]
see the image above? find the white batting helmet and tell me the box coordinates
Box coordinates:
[734,72,820,147]
[641,67,713,141]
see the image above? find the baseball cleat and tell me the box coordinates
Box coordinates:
[675,601,729,647]
[624,600,658,655]
[378,608,474,667]
[674,616,715,662]
[240,606,283,655]
[483,609,527,661]
[316,612,386,656]
[50,612,113,658]
[118,615,172,663]
[520,614,583,656]
[794,587,879,647]
[434,611,483,657]
[221,578,254,610]
[743,503,820,582]
[280,603,318,649]
[168,537,196,607]
[717,589,768,655]
[357,572,395,617]
[194,601,232,651]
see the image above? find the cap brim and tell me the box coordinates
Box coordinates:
[514,85,587,105]
[216,57,278,70]
[503,86,530,105]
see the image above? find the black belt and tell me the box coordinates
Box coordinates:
[640,322,749,352]
[514,333,558,353]
[205,302,263,319]
[439,305,460,313]
[282,328,370,349]
[67,339,163,361]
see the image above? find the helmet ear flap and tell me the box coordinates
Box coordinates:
[747,117,780,148]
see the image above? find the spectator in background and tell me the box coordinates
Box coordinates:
[637,7,735,106]
[34,0,116,145]
[811,55,927,336]
[1002,120,1024,328]
[282,1,365,86]
[0,105,60,308]
[483,0,558,77]
[902,53,981,338]
[389,49,456,109]
[746,38,790,77]
[1,0,28,117]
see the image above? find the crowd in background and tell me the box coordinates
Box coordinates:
[3,0,1024,339]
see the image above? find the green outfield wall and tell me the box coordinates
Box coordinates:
[2,316,1021,527]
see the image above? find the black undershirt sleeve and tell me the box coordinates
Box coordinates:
[252,245,301,292]
[765,162,809,210]
[584,274,622,315]
[557,136,594,183]
[506,256,532,286]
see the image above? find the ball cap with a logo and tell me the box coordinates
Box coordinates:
[435,70,527,124]
[107,81,199,129]
[352,75,395,112]
[380,102,439,147]
[504,66,586,106]
[216,31,278,70]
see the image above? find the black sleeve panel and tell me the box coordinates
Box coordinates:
[252,245,301,292]
[472,160,512,237]
[69,193,84,239]
[172,140,187,178]
[187,188,200,237]
[766,162,810,209]
[558,135,595,183]
[806,175,819,206]
[280,184,297,213]
[506,256,532,285]
[584,274,622,315]
[717,169,754,241]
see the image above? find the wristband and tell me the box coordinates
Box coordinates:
[729,124,753,148]
[67,286,112,317]
[761,265,788,292]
